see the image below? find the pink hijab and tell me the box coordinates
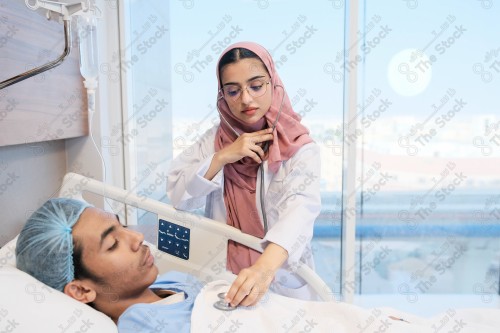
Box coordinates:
[215,42,313,274]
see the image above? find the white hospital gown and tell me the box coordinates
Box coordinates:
[167,126,322,300]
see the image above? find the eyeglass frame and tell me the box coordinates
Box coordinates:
[219,77,272,102]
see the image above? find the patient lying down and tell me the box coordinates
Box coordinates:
[15,199,500,332]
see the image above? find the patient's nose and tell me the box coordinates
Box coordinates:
[127,229,144,251]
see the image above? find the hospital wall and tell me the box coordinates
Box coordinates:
[0,142,66,247]
[0,130,118,248]
[0,0,74,247]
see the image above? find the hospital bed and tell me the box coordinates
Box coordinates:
[0,172,333,332]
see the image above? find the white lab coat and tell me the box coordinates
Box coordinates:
[167,126,322,300]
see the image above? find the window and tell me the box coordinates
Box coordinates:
[355,1,500,297]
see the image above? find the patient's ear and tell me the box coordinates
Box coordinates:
[63,280,97,304]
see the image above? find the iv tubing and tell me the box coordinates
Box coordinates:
[0,19,72,90]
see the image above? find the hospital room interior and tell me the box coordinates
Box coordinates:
[1,0,499,332]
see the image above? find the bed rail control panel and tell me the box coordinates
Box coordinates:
[157,219,190,260]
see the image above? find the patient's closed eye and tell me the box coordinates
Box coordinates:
[108,239,119,251]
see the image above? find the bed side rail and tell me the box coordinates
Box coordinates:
[58,172,335,301]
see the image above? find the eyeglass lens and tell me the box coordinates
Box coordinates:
[222,79,269,101]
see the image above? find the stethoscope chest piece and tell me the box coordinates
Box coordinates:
[213,292,236,311]
[213,300,236,311]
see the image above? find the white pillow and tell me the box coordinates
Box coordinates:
[0,238,117,333]
[0,236,17,268]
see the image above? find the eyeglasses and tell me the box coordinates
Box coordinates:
[220,78,271,101]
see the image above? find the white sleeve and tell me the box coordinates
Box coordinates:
[263,143,322,267]
[166,126,223,210]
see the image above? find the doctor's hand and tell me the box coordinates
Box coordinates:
[204,128,273,181]
[224,263,275,308]
[217,128,274,165]
[224,243,288,307]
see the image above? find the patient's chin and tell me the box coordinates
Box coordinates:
[146,264,160,282]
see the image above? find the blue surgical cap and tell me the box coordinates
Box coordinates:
[16,198,92,292]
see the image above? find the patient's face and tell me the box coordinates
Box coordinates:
[72,207,159,299]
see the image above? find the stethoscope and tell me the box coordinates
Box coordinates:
[213,292,236,311]
[216,83,285,234]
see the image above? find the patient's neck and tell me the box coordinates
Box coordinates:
[94,288,162,324]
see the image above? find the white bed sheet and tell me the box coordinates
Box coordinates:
[191,280,500,333]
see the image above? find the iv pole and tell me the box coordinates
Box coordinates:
[0,0,86,90]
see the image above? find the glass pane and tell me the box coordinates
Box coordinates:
[356,0,500,300]
[124,0,172,225]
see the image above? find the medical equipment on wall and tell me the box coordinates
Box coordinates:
[0,0,100,99]
[216,82,285,233]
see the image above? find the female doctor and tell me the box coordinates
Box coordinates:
[167,42,321,307]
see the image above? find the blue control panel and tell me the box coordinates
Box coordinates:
[158,219,190,260]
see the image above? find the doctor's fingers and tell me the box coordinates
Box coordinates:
[240,283,269,307]
[224,274,246,305]
[227,277,259,307]
[247,145,266,162]
[250,132,274,144]
[224,269,258,304]
[240,130,274,144]
[226,266,273,307]
[231,140,265,163]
